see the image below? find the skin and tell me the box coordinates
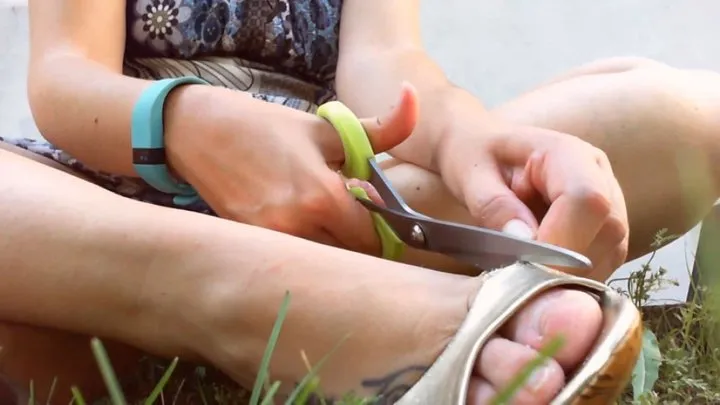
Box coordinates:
[0,0,718,404]
[0,144,600,405]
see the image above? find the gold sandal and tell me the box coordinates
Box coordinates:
[395,262,641,404]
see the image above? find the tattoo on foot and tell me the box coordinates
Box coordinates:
[301,365,428,404]
[361,365,428,404]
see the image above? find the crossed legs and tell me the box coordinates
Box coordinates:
[1,57,719,403]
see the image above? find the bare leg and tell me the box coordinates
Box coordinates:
[0,142,144,403]
[384,57,720,267]
[0,142,603,405]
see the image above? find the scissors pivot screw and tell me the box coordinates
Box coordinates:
[410,224,427,247]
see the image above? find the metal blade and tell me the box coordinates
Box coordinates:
[358,198,592,269]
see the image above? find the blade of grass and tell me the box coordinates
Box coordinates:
[260,381,282,405]
[285,334,351,405]
[144,357,179,405]
[249,291,292,405]
[491,335,565,405]
[290,376,320,405]
[195,377,209,405]
[90,337,127,405]
[46,377,58,405]
[28,380,34,405]
[171,378,186,405]
[70,387,87,405]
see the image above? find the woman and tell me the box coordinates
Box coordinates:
[0,0,718,403]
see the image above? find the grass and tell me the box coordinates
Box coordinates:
[612,230,720,404]
[30,229,720,404]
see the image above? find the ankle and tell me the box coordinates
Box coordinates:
[165,229,478,400]
[264,270,476,401]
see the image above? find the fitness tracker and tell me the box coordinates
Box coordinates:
[131,76,210,205]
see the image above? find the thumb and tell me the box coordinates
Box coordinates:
[464,163,539,239]
[359,82,419,153]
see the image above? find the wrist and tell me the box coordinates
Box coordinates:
[431,87,488,174]
[162,83,217,186]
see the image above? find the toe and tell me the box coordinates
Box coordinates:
[501,288,602,370]
[466,378,495,404]
[475,337,565,404]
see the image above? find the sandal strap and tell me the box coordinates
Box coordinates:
[394,262,642,405]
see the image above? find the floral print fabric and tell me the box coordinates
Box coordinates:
[126,0,343,86]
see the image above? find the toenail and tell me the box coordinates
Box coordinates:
[531,291,570,337]
[527,363,553,391]
[530,300,551,338]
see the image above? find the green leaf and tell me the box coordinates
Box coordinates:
[632,329,662,399]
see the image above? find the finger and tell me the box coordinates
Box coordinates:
[359,82,419,153]
[599,155,630,267]
[582,176,629,279]
[529,150,613,255]
[583,214,629,277]
[316,82,420,167]
[321,172,382,255]
[345,177,385,207]
[330,194,381,256]
[590,240,629,282]
[463,160,539,237]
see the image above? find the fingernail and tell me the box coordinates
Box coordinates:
[527,364,553,391]
[346,178,372,193]
[346,179,383,205]
[502,219,534,240]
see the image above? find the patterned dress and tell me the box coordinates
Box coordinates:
[2,0,343,214]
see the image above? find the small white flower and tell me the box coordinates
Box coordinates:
[132,0,191,52]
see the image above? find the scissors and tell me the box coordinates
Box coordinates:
[316,101,592,270]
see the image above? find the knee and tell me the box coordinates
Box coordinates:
[580,56,671,75]
[543,56,674,89]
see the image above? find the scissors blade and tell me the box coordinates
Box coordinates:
[357,198,592,269]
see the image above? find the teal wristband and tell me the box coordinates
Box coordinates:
[131,76,210,205]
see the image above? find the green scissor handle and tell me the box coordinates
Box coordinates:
[316,101,405,261]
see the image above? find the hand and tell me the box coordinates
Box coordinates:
[164,85,418,254]
[436,92,629,279]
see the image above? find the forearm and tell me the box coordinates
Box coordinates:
[27,55,282,177]
[336,49,486,171]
